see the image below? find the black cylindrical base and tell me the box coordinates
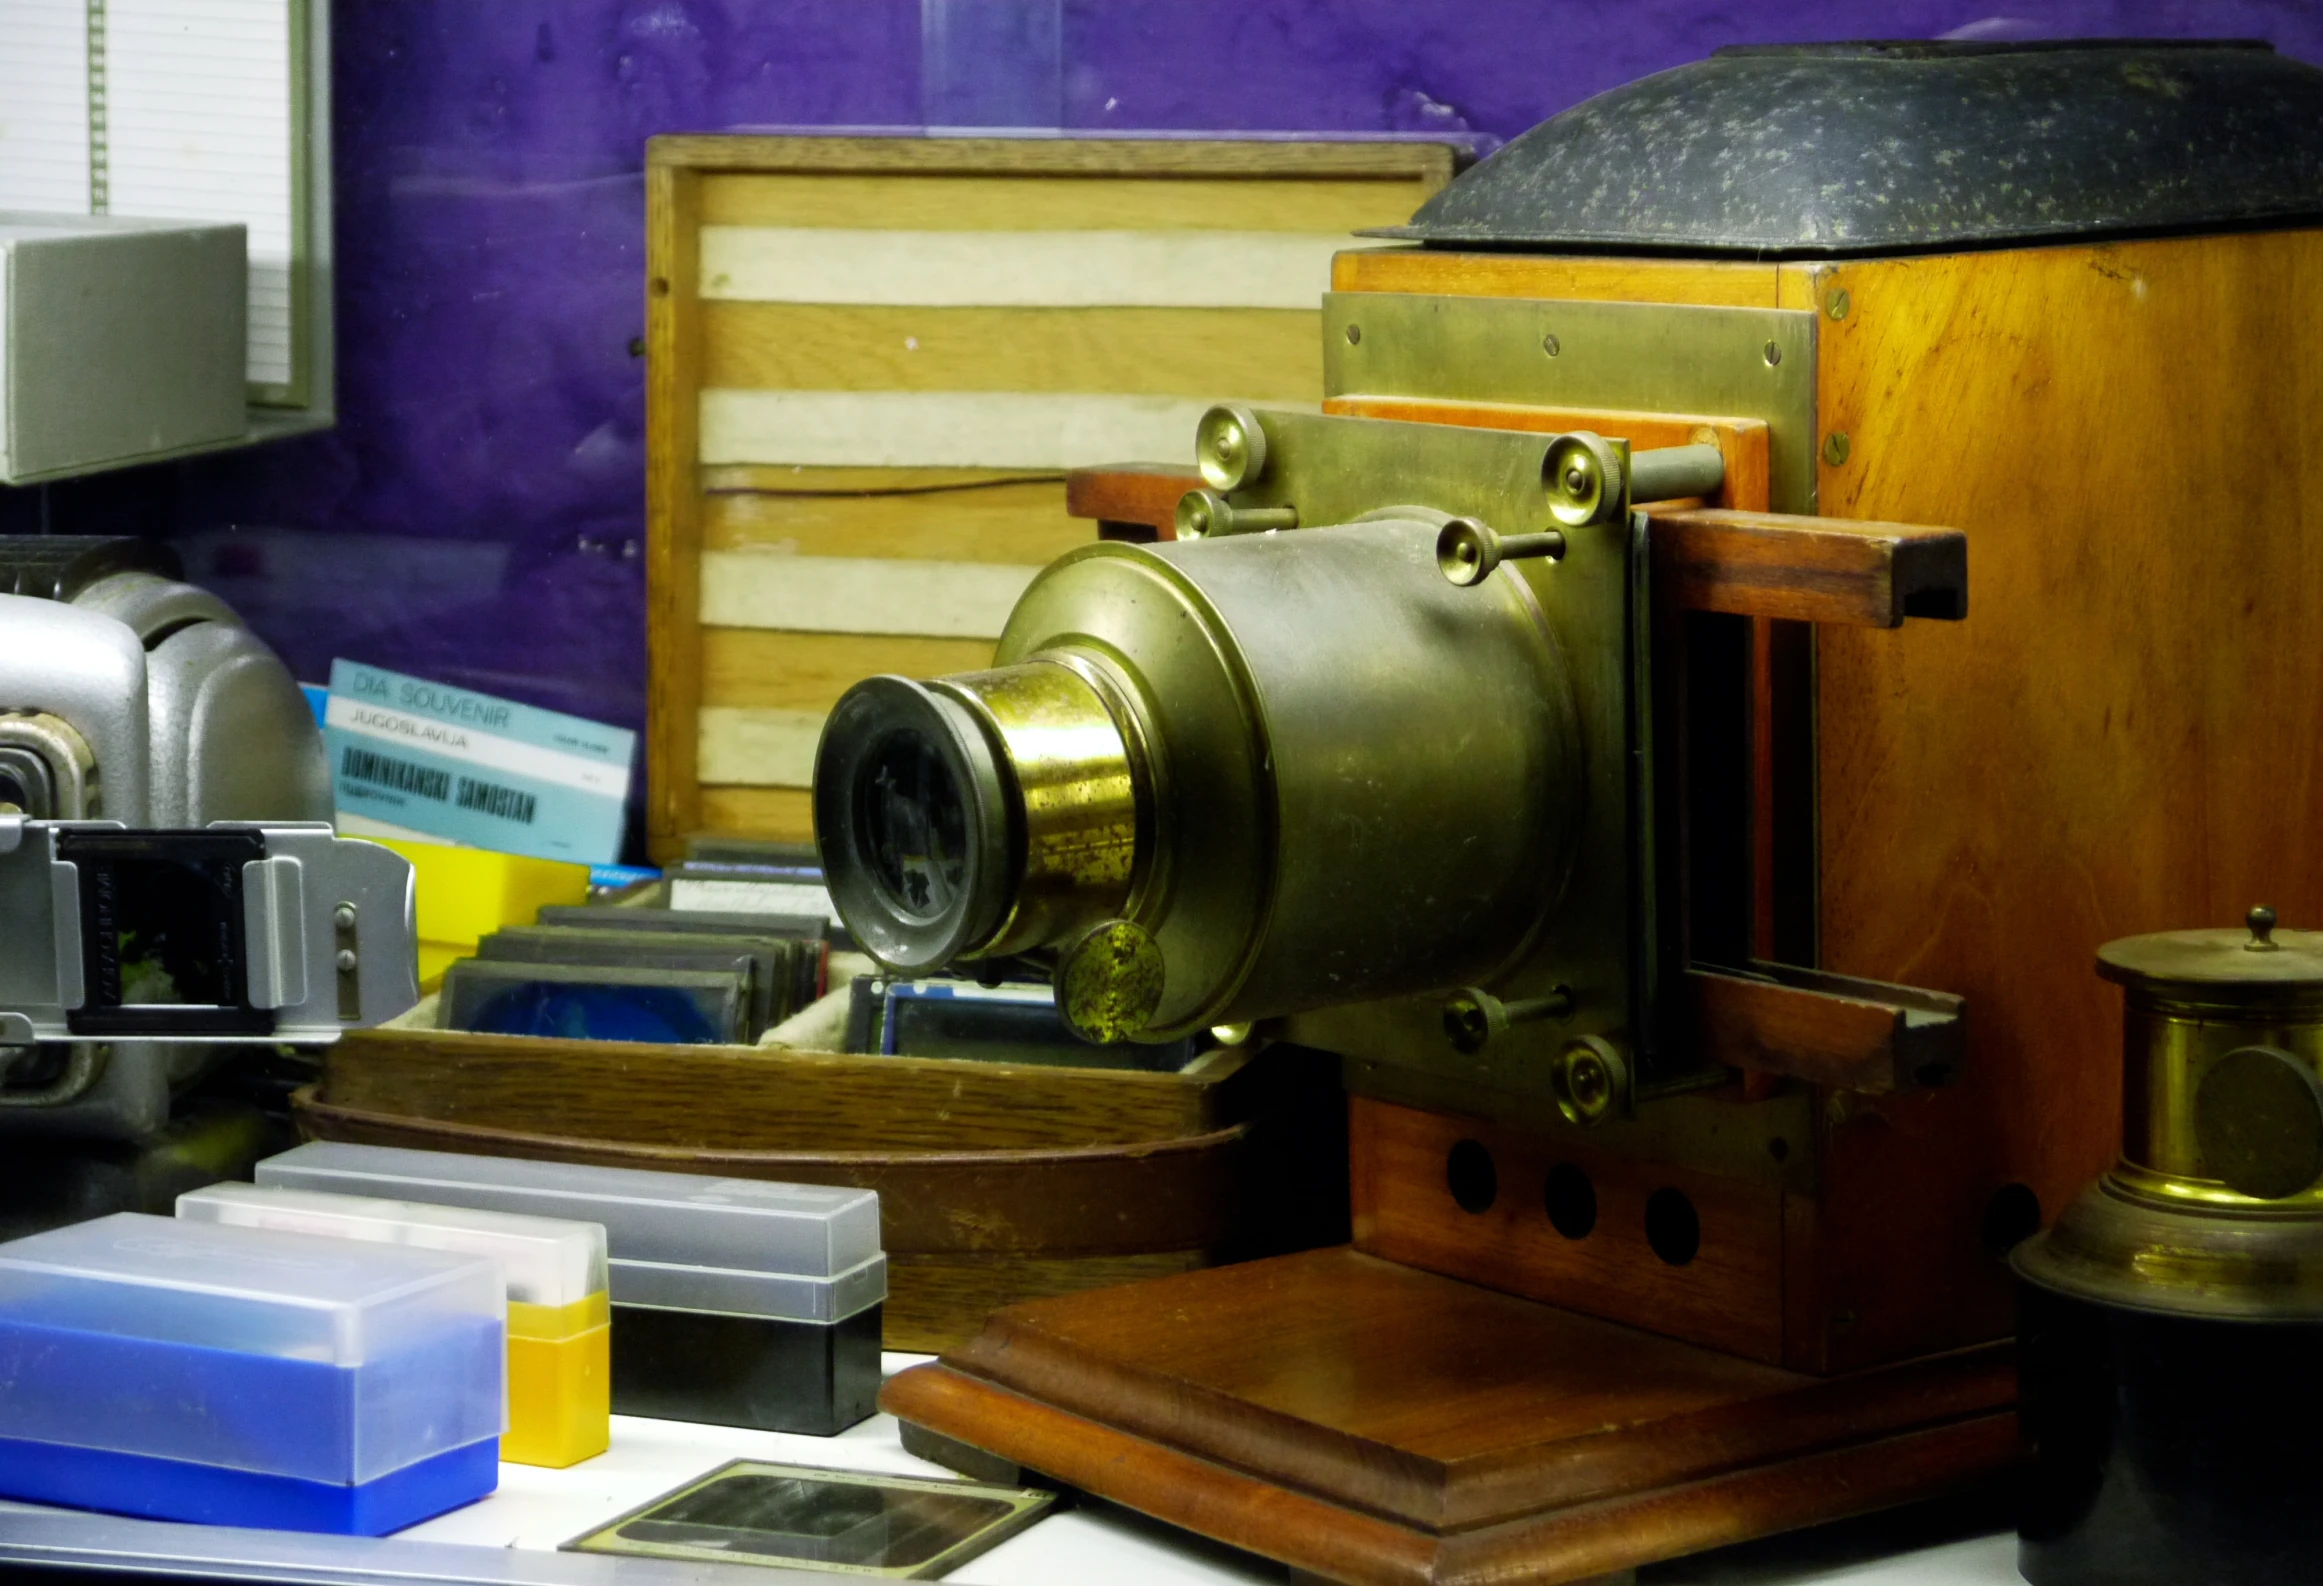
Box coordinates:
[2018,1280,2323,1585]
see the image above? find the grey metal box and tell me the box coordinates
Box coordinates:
[0,212,247,483]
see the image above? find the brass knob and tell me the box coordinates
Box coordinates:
[1441,984,1574,1054]
[1542,432,1625,527]
[1176,489,1297,541]
[2247,904,2280,952]
[1552,1035,1630,1127]
[1195,405,1268,492]
[1435,518,1564,588]
[1056,918,1166,1045]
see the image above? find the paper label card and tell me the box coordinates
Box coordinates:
[325,660,633,865]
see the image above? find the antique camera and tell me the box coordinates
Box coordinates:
[817,39,2323,1586]
[0,537,414,1139]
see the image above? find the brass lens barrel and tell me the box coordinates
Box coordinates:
[815,660,1146,971]
[936,660,1145,957]
[817,516,1583,1039]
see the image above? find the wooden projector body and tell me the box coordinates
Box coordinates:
[875,41,2323,1586]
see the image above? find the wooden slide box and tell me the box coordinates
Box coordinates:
[295,1027,1342,1353]
[643,132,1458,860]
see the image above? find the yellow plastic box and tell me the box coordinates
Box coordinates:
[506,1290,611,1468]
[366,838,590,991]
[176,1183,611,1469]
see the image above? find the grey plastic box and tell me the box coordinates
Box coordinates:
[0,213,247,483]
[611,1252,886,1325]
[255,1142,887,1437]
[256,1143,879,1277]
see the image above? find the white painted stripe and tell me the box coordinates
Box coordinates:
[325,697,626,798]
[669,878,836,923]
[698,389,1237,469]
[699,550,1036,638]
[697,706,825,787]
[698,227,1343,308]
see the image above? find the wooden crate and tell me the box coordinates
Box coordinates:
[644,134,1458,859]
[297,1027,1344,1351]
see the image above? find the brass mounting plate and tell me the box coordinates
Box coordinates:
[1215,408,1645,1102]
[1323,292,1820,515]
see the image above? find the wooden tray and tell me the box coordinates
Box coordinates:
[299,1026,1344,1351]
[642,132,1457,858]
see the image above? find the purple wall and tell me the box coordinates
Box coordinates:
[12,1,2319,854]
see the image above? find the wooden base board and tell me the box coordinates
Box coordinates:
[881,1248,2016,1586]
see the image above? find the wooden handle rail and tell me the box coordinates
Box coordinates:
[1646,506,1966,628]
[1689,963,1965,1094]
[1067,463,1202,541]
[1065,466,1967,628]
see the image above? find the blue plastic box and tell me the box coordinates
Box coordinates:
[0,1213,504,1533]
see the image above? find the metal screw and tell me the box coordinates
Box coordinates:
[1563,466,1588,493]
[333,904,357,931]
[1822,432,1852,466]
[1440,984,1574,1052]
[1345,323,1362,345]
[1542,333,1561,357]
[1763,341,1783,366]
[334,948,358,974]
[1826,287,1851,321]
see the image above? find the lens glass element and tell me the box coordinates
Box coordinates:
[856,729,970,921]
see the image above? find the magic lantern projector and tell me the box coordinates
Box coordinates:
[814,40,2323,1586]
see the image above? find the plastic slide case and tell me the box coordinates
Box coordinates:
[256,1144,886,1436]
[0,1213,503,1533]
[177,1184,611,1469]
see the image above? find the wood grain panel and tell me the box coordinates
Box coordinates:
[703,464,1051,494]
[700,173,1440,234]
[1332,248,1783,308]
[650,136,1460,850]
[704,479,1088,562]
[1350,1099,1786,1364]
[698,784,815,840]
[897,1247,2015,1546]
[884,1250,1206,1353]
[700,303,1321,399]
[1802,229,2323,1371]
[308,1034,1241,1161]
[645,161,704,862]
[702,630,997,712]
[657,135,1457,183]
[890,1346,2012,1586]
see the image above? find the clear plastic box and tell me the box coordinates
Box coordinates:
[176,1184,612,1470]
[175,1183,605,1308]
[610,1252,886,1324]
[256,1143,879,1276]
[0,1213,503,1531]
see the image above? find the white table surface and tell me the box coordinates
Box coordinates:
[395,1354,2026,1586]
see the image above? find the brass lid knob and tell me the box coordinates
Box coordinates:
[2096,906,2323,1003]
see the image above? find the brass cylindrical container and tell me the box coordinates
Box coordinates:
[2013,909,2323,1586]
[816,515,1583,1039]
